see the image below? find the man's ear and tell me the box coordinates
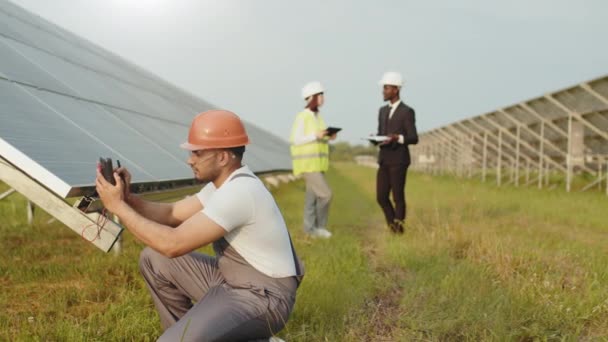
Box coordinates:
[220,150,235,167]
[218,150,228,166]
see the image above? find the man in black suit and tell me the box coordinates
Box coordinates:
[374,72,418,234]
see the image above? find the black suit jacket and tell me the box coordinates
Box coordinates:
[376,102,418,166]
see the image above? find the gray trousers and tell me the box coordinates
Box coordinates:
[139,247,297,342]
[302,172,332,233]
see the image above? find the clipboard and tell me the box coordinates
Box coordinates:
[364,135,390,143]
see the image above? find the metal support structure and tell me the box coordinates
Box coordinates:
[1,188,36,226]
[547,95,608,142]
[113,215,122,255]
[460,120,540,171]
[0,156,123,252]
[26,201,34,225]
[443,126,484,176]
[480,115,565,172]
[430,130,462,174]
[498,109,594,174]
[0,188,16,200]
[409,76,608,197]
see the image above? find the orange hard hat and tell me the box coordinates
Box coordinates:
[180,110,250,151]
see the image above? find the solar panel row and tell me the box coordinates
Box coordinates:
[0,0,292,198]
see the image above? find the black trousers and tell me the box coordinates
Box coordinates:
[376,163,408,231]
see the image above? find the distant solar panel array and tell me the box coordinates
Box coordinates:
[0,0,291,199]
[410,75,608,194]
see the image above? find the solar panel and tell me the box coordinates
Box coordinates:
[411,74,608,196]
[0,0,292,200]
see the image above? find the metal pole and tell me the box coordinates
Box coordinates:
[468,135,474,179]
[566,113,573,192]
[27,201,35,225]
[434,141,439,175]
[606,160,608,196]
[434,140,439,174]
[431,142,436,175]
[497,131,502,186]
[426,143,430,174]
[526,159,530,184]
[598,158,603,191]
[439,140,444,175]
[113,215,123,255]
[27,201,34,225]
[482,133,488,182]
[447,136,452,175]
[460,135,465,178]
[445,139,449,175]
[510,159,515,184]
[538,122,545,189]
[515,125,521,186]
[545,157,550,187]
[440,140,445,175]
[453,135,458,177]
[452,136,456,175]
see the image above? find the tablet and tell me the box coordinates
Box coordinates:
[325,127,342,135]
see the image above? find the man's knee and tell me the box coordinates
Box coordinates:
[392,191,405,203]
[139,247,165,273]
[376,190,390,206]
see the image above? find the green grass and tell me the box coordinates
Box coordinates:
[346,166,608,341]
[1,164,608,341]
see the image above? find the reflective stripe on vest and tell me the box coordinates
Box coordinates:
[289,111,329,176]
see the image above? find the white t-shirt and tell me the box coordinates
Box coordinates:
[196,165,297,278]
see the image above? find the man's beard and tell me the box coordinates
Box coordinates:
[194,168,218,183]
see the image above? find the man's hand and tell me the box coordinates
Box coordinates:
[316,130,328,139]
[115,167,132,201]
[380,134,399,146]
[96,169,125,213]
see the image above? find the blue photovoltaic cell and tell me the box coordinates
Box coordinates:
[0,0,291,198]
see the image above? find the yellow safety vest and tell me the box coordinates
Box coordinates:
[289,110,329,176]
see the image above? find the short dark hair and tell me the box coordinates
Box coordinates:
[228,146,246,159]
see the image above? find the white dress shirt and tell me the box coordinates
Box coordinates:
[387,100,405,144]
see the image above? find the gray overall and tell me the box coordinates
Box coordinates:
[139,174,304,341]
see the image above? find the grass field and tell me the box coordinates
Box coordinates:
[1,163,608,341]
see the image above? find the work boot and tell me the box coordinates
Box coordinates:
[316,228,332,238]
[307,228,331,239]
[390,221,404,234]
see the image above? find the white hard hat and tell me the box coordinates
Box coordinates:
[302,81,325,99]
[379,71,403,87]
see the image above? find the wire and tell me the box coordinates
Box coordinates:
[81,209,109,242]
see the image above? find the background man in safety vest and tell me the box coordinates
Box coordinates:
[374,72,419,234]
[290,81,337,239]
[96,110,302,341]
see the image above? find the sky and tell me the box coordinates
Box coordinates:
[9,0,608,144]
